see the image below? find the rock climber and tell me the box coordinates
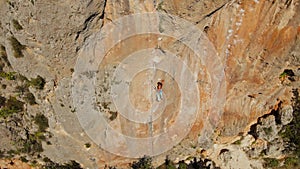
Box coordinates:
[156,80,164,102]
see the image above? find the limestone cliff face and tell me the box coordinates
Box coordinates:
[208,0,299,138]
[0,0,299,169]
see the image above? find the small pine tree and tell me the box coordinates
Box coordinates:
[131,156,153,169]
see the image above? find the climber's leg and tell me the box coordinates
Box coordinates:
[156,90,162,102]
[159,90,163,100]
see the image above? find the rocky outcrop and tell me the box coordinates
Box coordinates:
[279,105,293,125]
[210,0,300,137]
[0,0,299,168]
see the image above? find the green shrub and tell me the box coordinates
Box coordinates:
[131,156,153,169]
[280,89,300,157]
[34,131,46,141]
[178,161,188,169]
[20,136,43,154]
[20,156,29,163]
[279,69,295,82]
[12,19,23,30]
[15,85,29,94]
[24,92,36,105]
[284,157,299,167]
[0,96,6,107]
[34,114,49,132]
[164,158,176,169]
[156,2,164,11]
[0,71,15,80]
[0,96,24,118]
[43,160,82,169]
[17,74,29,82]
[30,75,45,89]
[0,108,18,118]
[263,127,273,135]
[7,149,18,155]
[279,72,287,79]
[264,158,279,168]
[5,96,24,112]
[43,157,52,163]
[9,37,25,58]
[233,139,241,145]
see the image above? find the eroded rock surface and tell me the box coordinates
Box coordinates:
[0,0,299,168]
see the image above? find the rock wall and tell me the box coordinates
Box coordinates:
[0,0,299,168]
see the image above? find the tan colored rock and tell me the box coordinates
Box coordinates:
[0,0,299,168]
[279,105,293,125]
[0,159,33,169]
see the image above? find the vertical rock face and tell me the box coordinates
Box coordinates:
[0,0,299,168]
[0,0,106,80]
[207,0,300,137]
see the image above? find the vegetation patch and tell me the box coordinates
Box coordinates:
[19,134,43,154]
[0,95,6,107]
[280,89,300,157]
[34,131,46,141]
[15,84,29,94]
[263,158,279,168]
[24,92,36,105]
[20,156,29,163]
[0,96,24,118]
[156,2,164,11]
[34,113,49,132]
[17,74,29,82]
[263,127,273,135]
[284,156,300,168]
[279,69,295,82]
[43,160,82,169]
[9,36,25,58]
[233,139,241,145]
[12,19,23,30]
[131,156,153,169]
[0,108,19,118]
[6,96,24,111]
[0,71,16,80]
[30,75,46,90]
[157,158,176,169]
[178,161,188,169]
